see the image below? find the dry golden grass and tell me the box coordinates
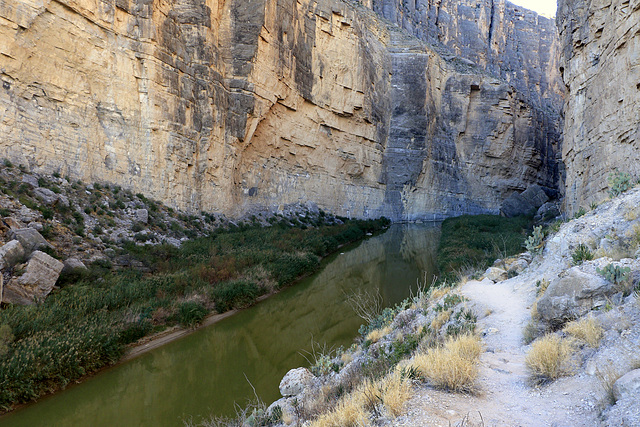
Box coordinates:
[430,310,452,331]
[525,334,573,382]
[563,317,603,347]
[379,372,412,417]
[537,279,550,295]
[446,333,483,361]
[366,326,392,343]
[410,333,482,393]
[308,390,368,427]
[429,286,451,302]
[596,364,621,405]
[341,352,354,364]
[530,300,539,320]
[308,367,413,426]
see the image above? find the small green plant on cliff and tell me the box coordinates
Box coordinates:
[524,225,545,256]
[596,263,631,290]
[608,170,632,198]
[572,243,594,265]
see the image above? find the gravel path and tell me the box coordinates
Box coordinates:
[393,274,603,427]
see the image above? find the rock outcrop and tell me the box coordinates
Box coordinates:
[2,251,64,305]
[0,0,562,220]
[557,0,640,213]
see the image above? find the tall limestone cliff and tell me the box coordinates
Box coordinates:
[557,0,640,213]
[0,0,562,221]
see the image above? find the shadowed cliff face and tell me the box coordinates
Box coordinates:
[368,0,565,112]
[557,0,640,213]
[0,0,562,221]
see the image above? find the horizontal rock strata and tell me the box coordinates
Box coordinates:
[0,0,562,220]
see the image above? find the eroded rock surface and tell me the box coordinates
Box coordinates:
[0,0,562,221]
[557,0,640,213]
[2,251,64,305]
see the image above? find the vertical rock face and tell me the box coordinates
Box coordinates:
[368,0,564,113]
[0,0,562,221]
[557,0,640,213]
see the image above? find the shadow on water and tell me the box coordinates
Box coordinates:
[1,223,440,427]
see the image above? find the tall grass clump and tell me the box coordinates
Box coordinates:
[563,317,603,348]
[525,334,573,383]
[410,333,482,393]
[572,243,593,265]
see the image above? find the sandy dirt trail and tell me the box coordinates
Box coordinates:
[393,275,602,427]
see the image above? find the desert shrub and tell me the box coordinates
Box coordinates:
[574,207,586,219]
[366,326,392,344]
[563,317,603,347]
[608,170,632,197]
[212,280,261,313]
[410,333,481,392]
[596,264,631,290]
[525,334,573,383]
[178,301,208,327]
[524,225,545,256]
[572,243,594,265]
[119,319,153,344]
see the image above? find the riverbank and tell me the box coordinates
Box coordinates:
[0,165,392,413]
[250,188,640,426]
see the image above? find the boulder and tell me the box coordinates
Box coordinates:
[484,267,507,282]
[613,369,640,403]
[3,217,25,230]
[62,257,87,273]
[33,187,59,205]
[534,201,561,222]
[279,367,315,397]
[21,174,39,188]
[500,185,550,218]
[56,194,70,207]
[9,228,51,253]
[536,267,614,326]
[28,221,43,231]
[0,240,26,270]
[507,258,529,275]
[135,209,149,224]
[2,251,64,305]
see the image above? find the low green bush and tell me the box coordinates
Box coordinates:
[572,243,593,265]
[212,281,262,313]
[608,170,632,198]
[177,302,208,327]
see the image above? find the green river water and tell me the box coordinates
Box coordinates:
[0,223,440,427]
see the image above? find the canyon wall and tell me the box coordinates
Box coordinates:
[0,0,562,220]
[557,0,640,213]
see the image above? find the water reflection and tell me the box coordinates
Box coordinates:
[1,223,440,427]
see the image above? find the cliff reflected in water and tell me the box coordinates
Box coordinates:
[2,223,440,427]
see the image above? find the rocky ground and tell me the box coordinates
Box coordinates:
[264,187,640,427]
[0,163,334,306]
